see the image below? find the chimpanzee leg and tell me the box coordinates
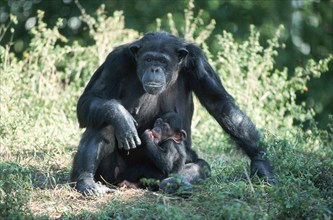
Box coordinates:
[95,149,127,184]
[71,126,116,196]
[117,163,163,182]
[178,159,211,183]
[159,158,211,197]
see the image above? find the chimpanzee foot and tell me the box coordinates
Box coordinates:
[250,158,277,185]
[75,178,116,196]
[118,180,140,189]
[159,176,193,198]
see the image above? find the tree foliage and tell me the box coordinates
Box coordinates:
[0,1,332,219]
[1,0,332,128]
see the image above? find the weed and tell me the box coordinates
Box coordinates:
[0,1,332,219]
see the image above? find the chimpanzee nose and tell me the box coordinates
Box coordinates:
[151,67,160,73]
[154,127,161,133]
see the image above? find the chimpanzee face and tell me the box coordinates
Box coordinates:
[149,112,187,144]
[129,35,188,95]
[153,117,173,139]
[135,51,173,95]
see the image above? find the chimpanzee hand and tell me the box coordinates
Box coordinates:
[250,156,277,185]
[140,130,158,148]
[112,109,141,150]
[141,130,154,142]
[160,175,193,198]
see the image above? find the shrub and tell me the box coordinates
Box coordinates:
[0,1,332,219]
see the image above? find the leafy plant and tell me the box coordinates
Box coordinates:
[0,1,332,219]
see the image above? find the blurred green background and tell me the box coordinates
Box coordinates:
[1,0,332,128]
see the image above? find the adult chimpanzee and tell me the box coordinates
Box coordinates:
[71,31,276,196]
[116,111,189,187]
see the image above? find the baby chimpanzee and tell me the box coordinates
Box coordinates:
[116,112,187,188]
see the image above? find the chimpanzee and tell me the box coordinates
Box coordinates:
[144,111,188,175]
[116,111,189,188]
[71,31,276,196]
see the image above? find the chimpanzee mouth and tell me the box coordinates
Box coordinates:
[145,82,162,88]
[144,83,165,95]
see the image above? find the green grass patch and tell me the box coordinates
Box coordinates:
[1,2,332,219]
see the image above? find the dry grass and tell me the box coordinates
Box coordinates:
[1,3,332,218]
[28,184,186,219]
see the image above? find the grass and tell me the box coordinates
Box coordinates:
[1,121,332,219]
[1,2,332,219]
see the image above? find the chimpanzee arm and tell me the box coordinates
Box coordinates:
[76,48,141,150]
[186,44,275,184]
[141,132,173,175]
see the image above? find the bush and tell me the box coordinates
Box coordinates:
[0,163,34,219]
[0,1,332,219]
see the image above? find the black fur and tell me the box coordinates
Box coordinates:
[116,112,188,185]
[71,32,275,196]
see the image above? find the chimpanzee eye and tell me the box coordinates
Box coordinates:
[162,123,169,131]
[155,118,163,127]
[146,58,152,62]
[160,59,166,64]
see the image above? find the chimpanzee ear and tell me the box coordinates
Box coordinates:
[180,129,187,140]
[173,129,187,143]
[129,43,140,56]
[177,48,188,63]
